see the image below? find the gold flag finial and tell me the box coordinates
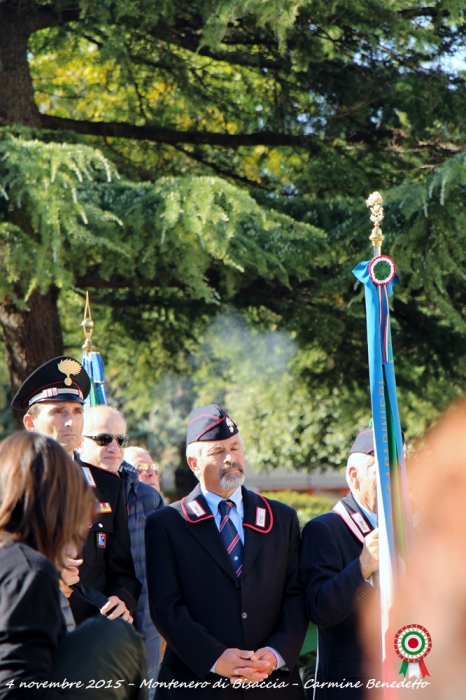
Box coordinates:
[366,191,384,255]
[81,291,95,352]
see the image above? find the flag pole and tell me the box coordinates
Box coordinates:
[352,193,414,695]
[81,292,107,408]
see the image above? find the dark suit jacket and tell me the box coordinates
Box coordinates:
[0,540,64,699]
[69,460,141,625]
[300,494,377,700]
[145,485,307,699]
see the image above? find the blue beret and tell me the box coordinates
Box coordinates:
[11,356,90,411]
[186,404,239,445]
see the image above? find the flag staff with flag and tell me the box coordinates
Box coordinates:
[352,192,415,691]
[81,291,107,408]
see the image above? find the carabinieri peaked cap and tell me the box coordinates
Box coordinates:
[186,403,239,445]
[11,356,91,411]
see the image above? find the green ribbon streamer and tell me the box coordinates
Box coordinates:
[399,660,409,677]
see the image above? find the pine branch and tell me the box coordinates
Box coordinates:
[399,6,449,20]
[170,144,273,191]
[39,113,325,149]
[151,22,282,70]
[40,113,397,150]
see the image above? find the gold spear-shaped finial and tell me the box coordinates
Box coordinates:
[366,191,384,257]
[81,291,95,352]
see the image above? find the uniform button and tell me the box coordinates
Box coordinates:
[242,612,248,619]
[98,523,103,529]
[235,582,240,588]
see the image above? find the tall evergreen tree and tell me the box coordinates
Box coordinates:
[1,0,466,447]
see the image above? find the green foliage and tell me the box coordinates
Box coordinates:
[190,313,369,469]
[0,133,325,308]
[3,0,466,467]
[28,0,466,194]
[0,134,120,304]
[261,490,333,530]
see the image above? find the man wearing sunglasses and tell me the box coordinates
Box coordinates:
[125,446,162,492]
[81,405,165,694]
[12,356,141,627]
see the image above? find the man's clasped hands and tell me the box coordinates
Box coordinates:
[215,647,278,684]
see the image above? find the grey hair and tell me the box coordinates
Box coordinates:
[186,441,203,461]
[345,452,376,489]
[186,442,203,480]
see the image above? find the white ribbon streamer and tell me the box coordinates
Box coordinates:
[407,662,422,680]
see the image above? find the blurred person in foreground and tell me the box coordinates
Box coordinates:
[12,356,141,626]
[300,429,380,699]
[363,400,466,700]
[0,432,146,700]
[80,406,164,694]
[145,403,307,698]
[125,446,162,492]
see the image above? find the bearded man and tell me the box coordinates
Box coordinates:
[145,403,307,699]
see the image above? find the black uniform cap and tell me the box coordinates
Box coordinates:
[349,427,405,456]
[11,356,91,411]
[349,429,375,456]
[186,403,239,446]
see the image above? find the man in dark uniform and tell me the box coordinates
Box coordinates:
[145,403,308,699]
[300,429,380,700]
[12,356,141,625]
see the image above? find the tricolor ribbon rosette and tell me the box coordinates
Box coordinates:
[394,624,432,679]
[368,255,396,363]
[368,255,396,287]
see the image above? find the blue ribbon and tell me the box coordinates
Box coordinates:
[82,351,107,408]
[353,261,406,568]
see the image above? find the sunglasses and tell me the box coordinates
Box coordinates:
[135,463,161,476]
[84,433,129,448]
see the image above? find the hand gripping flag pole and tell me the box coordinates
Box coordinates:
[81,292,107,408]
[352,192,414,695]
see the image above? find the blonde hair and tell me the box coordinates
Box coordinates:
[0,432,96,568]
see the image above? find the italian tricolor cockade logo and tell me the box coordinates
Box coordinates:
[394,625,432,679]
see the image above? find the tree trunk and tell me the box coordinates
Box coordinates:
[0,287,64,429]
[0,6,41,127]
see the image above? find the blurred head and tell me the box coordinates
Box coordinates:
[362,399,466,699]
[186,434,246,498]
[23,401,84,456]
[346,452,377,512]
[0,432,96,568]
[80,406,127,473]
[124,446,161,491]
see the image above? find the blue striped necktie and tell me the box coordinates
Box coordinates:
[218,499,243,578]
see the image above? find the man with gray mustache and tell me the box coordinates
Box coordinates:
[145,403,307,698]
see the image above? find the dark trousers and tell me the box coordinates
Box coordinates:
[50,616,147,700]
